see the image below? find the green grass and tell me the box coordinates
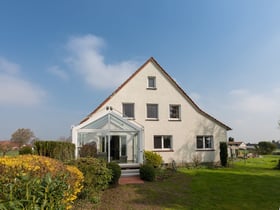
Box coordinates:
[75,155,280,210]
[182,155,280,210]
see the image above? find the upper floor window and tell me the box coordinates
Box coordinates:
[169,104,181,120]
[122,103,134,118]
[146,104,158,120]
[196,136,214,150]
[147,76,156,89]
[154,135,172,150]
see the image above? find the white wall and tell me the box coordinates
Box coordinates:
[90,61,228,163]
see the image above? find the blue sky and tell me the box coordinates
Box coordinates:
[0,1,280,142]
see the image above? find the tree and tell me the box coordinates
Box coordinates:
[257,141,277,155]
[228,137,234,142]
[10,128,35,146]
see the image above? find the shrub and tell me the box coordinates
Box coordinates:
[19,145,33,155]
[140,164,156,181]
[220,142,228,167]
[144,151,163,168]
[68,158,112,201]
[276,159,280,170]
[107,162,121,185]
[192,153,202,167]
[0,155,83,209]
[79,142,97,158]
[34,141,75,161]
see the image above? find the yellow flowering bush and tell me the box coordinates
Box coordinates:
[0,155,83,210]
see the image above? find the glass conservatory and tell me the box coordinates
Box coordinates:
[72,109,144,164]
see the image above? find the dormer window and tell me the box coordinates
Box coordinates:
[147,76,156,89]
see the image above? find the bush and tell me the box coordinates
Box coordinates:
[276,159,280,170]
[107,162,121,185]
[34,141,75,161]
[19,145,33,155]
[257,141,277,155]
[220,142,228,167]
[79,142,97,158]
[0,155,83,209]
[144,151,163,168]
[140,164,156,181]
[68,158,112,201]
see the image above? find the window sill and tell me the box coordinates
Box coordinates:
[146,118,159,121]
[196,149,215,151]
[168,118,181,121]
[146,87,157,90]
[152,149,174,152]
[124,117,135,120]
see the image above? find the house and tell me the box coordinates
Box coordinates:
[72,57,231,165]
[228,141,247,158]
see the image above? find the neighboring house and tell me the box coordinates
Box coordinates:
[228,141,247,158]
[72,57,231,164]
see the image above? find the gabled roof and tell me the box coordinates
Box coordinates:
[80,57,231,131]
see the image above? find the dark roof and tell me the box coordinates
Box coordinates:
[79,57,231,131]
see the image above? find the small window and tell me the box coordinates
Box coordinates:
[154,135,172,150]
[147,76,156,89]
[196,136,214,150]
[169,104,181,120]
[147,104,158,119]
[122,103,134,118]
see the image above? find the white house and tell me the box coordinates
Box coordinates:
[72,57,231,164]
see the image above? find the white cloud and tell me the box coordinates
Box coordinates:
[48,65,69,80]
[224,88,280,141]
[0,57,46,106]
[65,34,139,89]
[229,89,279,113]
[0,57,20,75]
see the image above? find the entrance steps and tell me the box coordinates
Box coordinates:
[119,163,140,177]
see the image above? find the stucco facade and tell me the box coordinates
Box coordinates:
[72,57,231,164]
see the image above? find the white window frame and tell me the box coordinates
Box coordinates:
[153,135,172,150]
[196,135,214,150]
[122,103,135,119]
[169,104,181,120]
[146,104,158,120]
[147,76,156,89]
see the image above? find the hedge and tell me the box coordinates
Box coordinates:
[34,141,75,161]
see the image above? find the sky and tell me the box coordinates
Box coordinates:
[0,0,280,143]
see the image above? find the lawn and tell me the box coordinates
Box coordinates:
[73,156,280,210]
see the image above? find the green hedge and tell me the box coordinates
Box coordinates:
[68,158,112,202]
[34,141,75,161]
[107,162,121,185]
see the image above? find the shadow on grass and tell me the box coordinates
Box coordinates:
[127,171,192,209]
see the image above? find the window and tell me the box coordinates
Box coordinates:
[147,76,156,89]
[122,103,134,118]
[169,104,181,120]
[196,136,214,150]
[154,135,172,150]
[147,104,158,119]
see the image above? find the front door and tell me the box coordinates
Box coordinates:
[110,136,120,161]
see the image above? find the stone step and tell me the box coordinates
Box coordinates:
[121,168,140,177]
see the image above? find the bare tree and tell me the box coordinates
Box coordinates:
[10,128,35,146]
